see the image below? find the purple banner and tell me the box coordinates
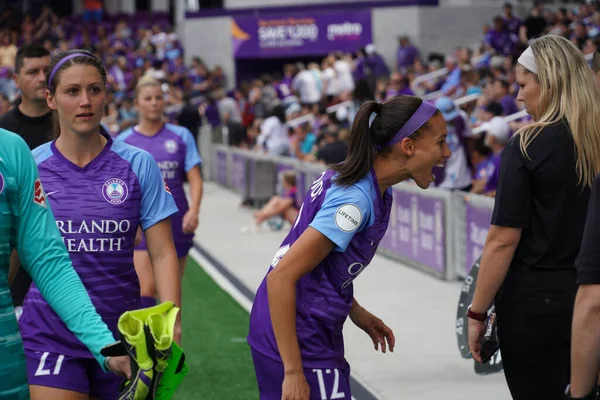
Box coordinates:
[231,10,372,58]
[381,189,446,274]
[215,149,228,187]
[231,153,247,194]
[465,203,492,275]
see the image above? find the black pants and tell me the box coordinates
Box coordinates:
[495,267,577,400]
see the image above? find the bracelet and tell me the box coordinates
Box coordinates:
[466,305,487,322]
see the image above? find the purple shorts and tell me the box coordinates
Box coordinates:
[25,349,121,400]
[251,348,352,400]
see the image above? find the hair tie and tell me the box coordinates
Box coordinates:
[375,102,383,113]
[48,52,99,89]
[382,100,437,148]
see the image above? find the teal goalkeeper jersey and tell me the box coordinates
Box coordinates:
[0,129,116,399]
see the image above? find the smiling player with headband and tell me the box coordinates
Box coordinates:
[17,49,182,400]
[248,95,450,400]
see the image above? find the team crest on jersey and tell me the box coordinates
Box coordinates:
[0,172,4,195]
[33,178,47,207]
[164,139,178,154]
[163,178,172,194]
[102,178,129,204]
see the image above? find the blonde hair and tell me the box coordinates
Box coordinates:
[134,75,162,98]
[517,35,600,188]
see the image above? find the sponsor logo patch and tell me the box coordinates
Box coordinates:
[33,178,47,207]
[334,204,362,232]
[102,178,129,204]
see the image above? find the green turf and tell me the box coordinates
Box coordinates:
[174,257,259,399]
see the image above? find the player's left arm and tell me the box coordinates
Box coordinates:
[181,129,203,234]
[137,150,182,342]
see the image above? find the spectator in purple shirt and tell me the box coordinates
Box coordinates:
[484,16,518,56]
[491,78,519,116]
[503,3,522,36]
[396,35,420,71]
[385,72,414,100]
[480,116,510,196]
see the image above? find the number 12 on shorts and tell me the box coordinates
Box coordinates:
[312,369,346,400]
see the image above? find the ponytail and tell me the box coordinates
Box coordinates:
[330,101,380,186]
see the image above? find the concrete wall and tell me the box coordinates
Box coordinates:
[179,17,235,88]
[372,6,420,70]
[418,4,501,56]
[152,0,170,11]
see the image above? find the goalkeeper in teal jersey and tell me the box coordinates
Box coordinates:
[0,128,131,399]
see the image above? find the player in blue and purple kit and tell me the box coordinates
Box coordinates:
[117,76,203,309]
[18,50,182,400]
[248,95,451,399]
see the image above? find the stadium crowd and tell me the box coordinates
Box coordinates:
[1,1,600,199]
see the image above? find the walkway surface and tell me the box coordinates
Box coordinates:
[191,182,511,400]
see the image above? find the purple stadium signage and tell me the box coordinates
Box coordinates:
[231,10,372,58]
[214,149,228,187]
[465,202,492,275]
[380,188,446,275]
[231,153,247,194]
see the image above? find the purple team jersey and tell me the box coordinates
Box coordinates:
[19,132,178,359]
[248,169,392,369]
[117,123,202,257]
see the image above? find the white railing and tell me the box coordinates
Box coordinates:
[454,92,482,106]
[472,109,528,135]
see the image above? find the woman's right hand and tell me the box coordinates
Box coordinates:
[281,371,310,400]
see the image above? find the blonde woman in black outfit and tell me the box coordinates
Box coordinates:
[467,35,600,400]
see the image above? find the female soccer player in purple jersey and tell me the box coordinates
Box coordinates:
[117,76,203,309]
[248,95,451,400]
[17,50,182,400]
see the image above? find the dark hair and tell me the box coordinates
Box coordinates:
[484,101,503,117]
[270,104,286,124]
[473,136,492,157]
[47,50,107,139]
[331,96,441,186]
[15,44,50,74]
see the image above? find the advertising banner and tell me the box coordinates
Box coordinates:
[231,10,372,58]
[465,202,492,275]
[380,189,446,275]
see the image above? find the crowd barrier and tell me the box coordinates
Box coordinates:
[204,142,495,281]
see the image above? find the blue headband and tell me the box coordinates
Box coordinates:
[48,53,98,88]
[374,100,437,150]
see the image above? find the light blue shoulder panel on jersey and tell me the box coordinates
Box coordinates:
[111,140,179,231]
[166,123,203,171]
[115,127,135,142]
[0,129,114,372]
[308,176,375,253]
[31,142,53,166]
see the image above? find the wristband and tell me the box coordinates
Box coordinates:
[466,305,486,322]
